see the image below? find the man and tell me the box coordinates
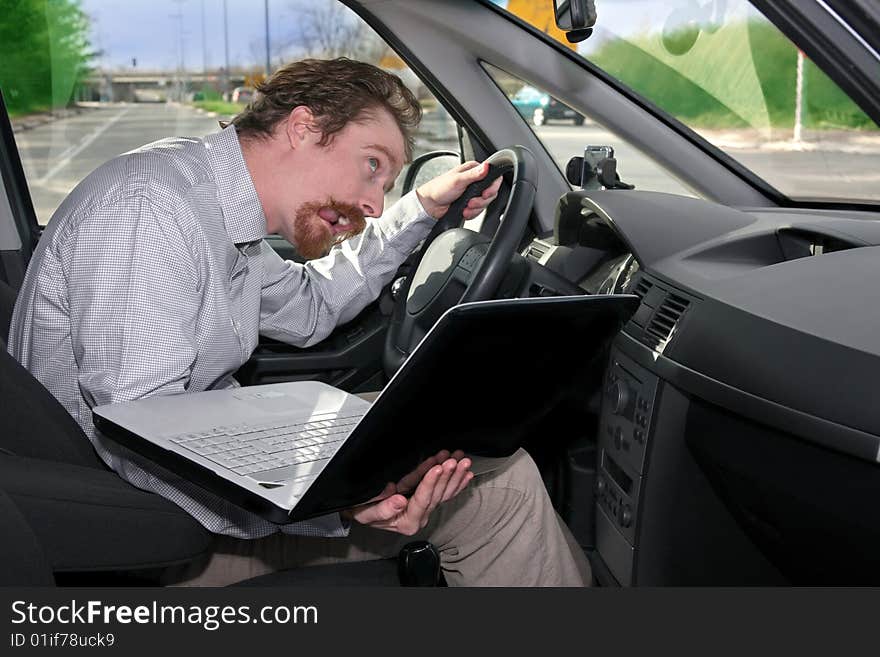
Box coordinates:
[9,58,591,586]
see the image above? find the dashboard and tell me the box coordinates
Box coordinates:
[522,189,880,585]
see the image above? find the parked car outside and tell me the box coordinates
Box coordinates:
[230,86,255,104]
[511,84,585,126]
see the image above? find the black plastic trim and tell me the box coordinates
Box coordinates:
[616,331,880,464]
[0,89,40,266]
[343,1,495,159]
[826,0,880,56]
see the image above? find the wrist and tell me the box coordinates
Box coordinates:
[415,188,442,220]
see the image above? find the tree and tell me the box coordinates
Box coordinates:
[275,0,390,64]
[0,0,93,116]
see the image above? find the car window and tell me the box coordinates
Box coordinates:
[0,0,458,226]
[485,64,698,197]
[493,0,880,204]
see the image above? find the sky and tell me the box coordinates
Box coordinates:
[79,0,750,72]
[81,0,321,71]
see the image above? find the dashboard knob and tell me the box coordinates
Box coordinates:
[391,276,407,301]
[609,379,630,415]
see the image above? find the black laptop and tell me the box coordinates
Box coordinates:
[93,294,638,523]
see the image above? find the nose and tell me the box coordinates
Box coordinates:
[360,188,385,218]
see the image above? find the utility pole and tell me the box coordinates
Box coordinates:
[201,0,207,73]
[264,0,271,78]
[170,0,187,102]
[223,0,230,96]
[793,49,806,144]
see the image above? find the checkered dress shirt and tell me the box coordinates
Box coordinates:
[8,125,434,538]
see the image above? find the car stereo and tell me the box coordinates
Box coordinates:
[595,348,659,584]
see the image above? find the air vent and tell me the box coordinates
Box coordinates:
[523,240,552,263]
[625,275,694,352]
[633,278,653,300]
[646,294,690,344]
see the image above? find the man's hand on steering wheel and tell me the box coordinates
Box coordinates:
[384,146,536,377]
[416,161,503,220]
[342,449,474,536]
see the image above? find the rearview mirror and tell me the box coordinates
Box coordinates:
[552,0,597,42]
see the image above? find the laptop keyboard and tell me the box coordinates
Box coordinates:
[168,411,365,477]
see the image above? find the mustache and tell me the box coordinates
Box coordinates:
[292,198,368,260]
[298,198,367,239]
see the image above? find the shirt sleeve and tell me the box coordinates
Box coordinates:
[258,190,434,346]
[66,194,355,540]
[68,193,202,408]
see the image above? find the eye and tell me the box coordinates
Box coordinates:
[367,157,379,173]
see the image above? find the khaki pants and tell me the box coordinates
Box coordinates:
[163,448,592,587]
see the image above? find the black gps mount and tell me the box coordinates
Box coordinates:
[565,145,635,191]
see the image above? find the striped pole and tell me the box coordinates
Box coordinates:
[793,49,805,143]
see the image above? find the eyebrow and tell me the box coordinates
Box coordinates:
[364,143,401,194]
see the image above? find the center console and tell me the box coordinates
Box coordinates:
[593,339,788,586]
[595,348,658,585]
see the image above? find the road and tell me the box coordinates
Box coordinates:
[535,121,880,201]
[13,102,880,225]
[16,103,224,224]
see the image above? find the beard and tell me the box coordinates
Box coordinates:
[290,198,367,260]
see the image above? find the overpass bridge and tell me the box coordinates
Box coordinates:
[79,71,250,103]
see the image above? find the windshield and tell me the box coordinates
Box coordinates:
[494,0,880,204]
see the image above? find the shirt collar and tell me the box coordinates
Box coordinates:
[203,125,267,245]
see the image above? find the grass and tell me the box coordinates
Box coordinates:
[6,104,52,119]
[192,99,244,116]
[588,20,877,132]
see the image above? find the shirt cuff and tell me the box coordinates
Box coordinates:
[373,190,434,241]
[279,512,351,538]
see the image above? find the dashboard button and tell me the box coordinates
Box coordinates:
[609,380,630,415]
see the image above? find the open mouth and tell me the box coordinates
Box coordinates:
[317,207,353,236]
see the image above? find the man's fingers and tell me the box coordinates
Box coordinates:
[482,176,503,197]
[455,160,481,173]
[351,493,407,525]
[456,471,474,497]
[398,454,438,492]
[353,455,472,534]
[404,463,443,526]
[428,458,457,510]
[462,176,502,220]
[398,450,453,492]
[440,457,471,502]
[468,177,502,205]
[374,481,397,501]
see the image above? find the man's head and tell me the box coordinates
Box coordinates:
[233,58,422,259]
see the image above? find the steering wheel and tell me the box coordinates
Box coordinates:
[383,146,537,376]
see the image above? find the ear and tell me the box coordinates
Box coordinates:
[284,105,317,150]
